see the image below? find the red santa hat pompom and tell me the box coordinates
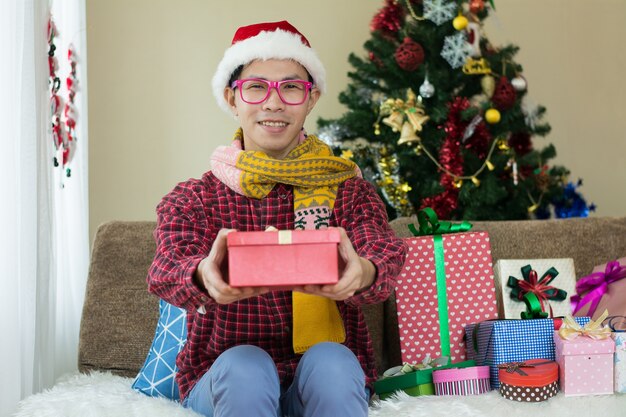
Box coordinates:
[212,20,326,114]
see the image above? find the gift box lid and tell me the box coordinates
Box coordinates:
[227,229,341,247]
[432,365,490,384]
[498,359,558,387]
[374,360,476,394]
[554,332,615,355]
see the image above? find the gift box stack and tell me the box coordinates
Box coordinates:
[390,208,626,400]
[373,358,477,399]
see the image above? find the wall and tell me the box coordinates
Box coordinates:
[87,0,626,241]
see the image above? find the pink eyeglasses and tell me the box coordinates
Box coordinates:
[231,78,314,105]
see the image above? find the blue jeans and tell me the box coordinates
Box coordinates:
[183,343,369,417]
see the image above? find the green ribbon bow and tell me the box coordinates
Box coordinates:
[407,208,472,357]
[507,264,567,301]
[521,293,549,319]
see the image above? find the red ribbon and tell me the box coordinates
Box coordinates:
[516,269,557,316]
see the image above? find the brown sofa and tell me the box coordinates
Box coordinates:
[78,216,626,380]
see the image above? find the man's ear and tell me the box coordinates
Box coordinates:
[305,88,321,115]
[224,88,238,116]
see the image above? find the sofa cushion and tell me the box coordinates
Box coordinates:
[79,221,159,377]
[132,299,186,400]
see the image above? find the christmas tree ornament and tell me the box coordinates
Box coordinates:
[508,132,533,155]
[424,0,457,25]
[511,75,527,91]
[453,14,469,31]
[462,57,491,74]
[470,94,488,108]
[376,89,429,138]
[395,37,425,71]
[397,121,421,145]
[341,149,354,160]
[419,76,435,98]
[470,0,485,14]
[368,51,383,68]
[485,108,501,124]
[462,115,483,142]
[406,107,430,132]
[370,0,405,37]
[492,76,517,110]
[497,138,510,151]
[466,22,482,57]
[441,32,472,69]
[481,74,496,97]
[522,100,540,130]
[382,111,405,131]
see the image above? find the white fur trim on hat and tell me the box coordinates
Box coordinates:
[212,29,326,114]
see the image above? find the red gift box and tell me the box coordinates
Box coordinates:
[396,231,498,363]
[227,229,340,287]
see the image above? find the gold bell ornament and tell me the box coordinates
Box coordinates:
[382,111,404,132]
[397,121,420,145]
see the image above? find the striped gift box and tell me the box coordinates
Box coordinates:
[433,366,491,395]
[465,317,589,388]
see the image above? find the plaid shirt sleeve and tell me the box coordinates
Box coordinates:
[333,178,408,306]
[147,178,215,312]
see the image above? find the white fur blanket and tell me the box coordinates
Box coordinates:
[14,371,626,417]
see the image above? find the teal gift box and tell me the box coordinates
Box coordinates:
[374,360,475,399]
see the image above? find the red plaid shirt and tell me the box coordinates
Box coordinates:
[147,171,407,400]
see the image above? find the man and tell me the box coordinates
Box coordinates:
[148,20,407,417]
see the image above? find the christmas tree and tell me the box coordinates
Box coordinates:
[318,0,592,220]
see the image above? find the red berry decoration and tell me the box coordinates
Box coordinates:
[395,37,425,71]
[492,77,517,111]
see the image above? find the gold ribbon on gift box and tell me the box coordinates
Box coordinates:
[558,309,612,341]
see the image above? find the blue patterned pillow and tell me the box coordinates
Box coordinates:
[132,299,187,400]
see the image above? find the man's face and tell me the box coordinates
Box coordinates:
[224,59,320,159]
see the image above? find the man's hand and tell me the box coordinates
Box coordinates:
[294,227,376,300]
[194,229,270,304]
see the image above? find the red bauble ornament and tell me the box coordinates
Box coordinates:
[492,77,517,111]
[369,51,383,68]
[370,0,405,37]
[508,132,533,156]
[395,37,425,71]
[470,0,485,14]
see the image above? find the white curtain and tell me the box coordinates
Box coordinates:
[0,0,89,415]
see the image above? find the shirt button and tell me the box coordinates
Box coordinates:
[279,194,288,200]
[284,326,290,333]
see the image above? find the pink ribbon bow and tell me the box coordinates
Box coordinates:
[571,260,626,317]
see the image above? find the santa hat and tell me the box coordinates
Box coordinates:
[212,21,326,114]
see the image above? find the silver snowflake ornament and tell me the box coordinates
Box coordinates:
[424,0,457,25]
[441,32,472,69]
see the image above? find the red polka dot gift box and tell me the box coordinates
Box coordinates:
[498,359,559,402]
[554,312,615,396]
[395,209,498,364]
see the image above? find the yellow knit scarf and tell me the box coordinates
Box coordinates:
[210,129,359,353]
